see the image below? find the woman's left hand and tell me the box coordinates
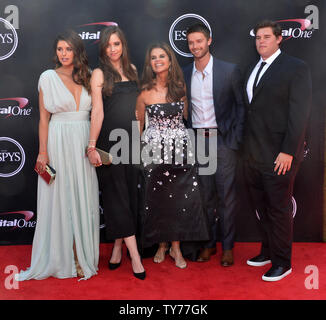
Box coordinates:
[87,148,102,167]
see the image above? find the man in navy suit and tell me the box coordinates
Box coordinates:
[183,23,245,266]
[243,20,312,281]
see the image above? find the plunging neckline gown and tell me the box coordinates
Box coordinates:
[16,70,99,280]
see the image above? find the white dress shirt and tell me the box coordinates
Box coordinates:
[191,55,217,128]
[246,49,281,103]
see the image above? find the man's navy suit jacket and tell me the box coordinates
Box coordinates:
[183,56,245,150]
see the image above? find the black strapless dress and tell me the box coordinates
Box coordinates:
[140,102,210,257]
[96,81,139,240]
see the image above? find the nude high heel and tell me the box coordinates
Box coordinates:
[153,244,169,263]
[169,248,187,269]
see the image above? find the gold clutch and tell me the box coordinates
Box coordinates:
[86,147,112,165]
[96,147,113,165]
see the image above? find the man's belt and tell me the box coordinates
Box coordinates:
[193,128,220,137]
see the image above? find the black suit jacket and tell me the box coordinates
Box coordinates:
[183,56,245,150]
[243,52,312,164]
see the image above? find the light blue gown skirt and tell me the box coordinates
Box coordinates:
[16,111,99,280]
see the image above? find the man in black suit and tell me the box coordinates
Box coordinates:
[243,20,312,281]
[183,23,245,266]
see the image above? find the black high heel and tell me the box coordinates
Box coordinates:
[108,261,121,270]
[132,257,146,280]
[108,247,122,270]
[133,270,146,280]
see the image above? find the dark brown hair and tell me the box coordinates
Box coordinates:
[186,23,211,40]
[53,30,91,93]
[141,42,185,102]
[98,26,138,97]
[254,20,282,38]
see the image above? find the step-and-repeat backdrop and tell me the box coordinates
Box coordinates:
[0,0,324,244]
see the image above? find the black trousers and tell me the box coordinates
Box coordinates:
[195,130,238,251]
[243,159,300,268]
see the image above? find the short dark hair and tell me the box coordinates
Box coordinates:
[186,23,211,39]
[254,20,282,37]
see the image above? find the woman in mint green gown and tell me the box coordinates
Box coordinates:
[16,31,99,281]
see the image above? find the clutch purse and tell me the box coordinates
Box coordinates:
[86,147,113,165]
[34,164,56,184]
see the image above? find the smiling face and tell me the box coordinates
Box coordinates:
[105,32,123,63]
[255,27,282,60]
[187,31,211,60]
[150,47,170,75]
[56,40,74,67]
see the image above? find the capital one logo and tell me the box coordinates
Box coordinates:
[250,19,314,41]
[0,211,35,229]
[0,17,18,61]
[169,13,212,57]
[0,137,25,177]
[256,196,297,220]
[0,97,31,118]
[249,5,319,41]
[77,21,118,44]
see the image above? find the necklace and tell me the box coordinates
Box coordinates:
[112,63,122,72]
[56,70,72,77]
[154,84,167,100]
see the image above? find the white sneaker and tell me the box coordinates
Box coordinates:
[247,254,271,267]
[262,267,292,282]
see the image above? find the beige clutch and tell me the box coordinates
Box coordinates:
[96,147,113,165]
[86,147,112,165]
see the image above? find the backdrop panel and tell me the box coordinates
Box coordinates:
[0,0,324,244]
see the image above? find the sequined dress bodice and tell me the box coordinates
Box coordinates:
[142,102,194,166]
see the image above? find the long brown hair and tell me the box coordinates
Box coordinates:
[98,26,138,97]
[141,42,185,102]
[53,30,91,93]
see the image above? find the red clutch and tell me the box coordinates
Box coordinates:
[34,164,56,184]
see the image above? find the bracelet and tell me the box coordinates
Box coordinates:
[38,154,47,158]
[87,149,96,155]
[39,151,47,155]
[87,147,96,155]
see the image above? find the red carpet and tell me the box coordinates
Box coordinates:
[0,242,325,300]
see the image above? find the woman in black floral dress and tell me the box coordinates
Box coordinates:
[136,42,209,269]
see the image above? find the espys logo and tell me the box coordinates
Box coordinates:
[0,211,35,229]
[0,97,31,118]
[169,13,212,57]
[77,22,118,44]
[0,137,25,178]
[0,17,18,61]
[250,19,314,41]
[256,196,297,220]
